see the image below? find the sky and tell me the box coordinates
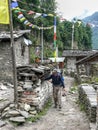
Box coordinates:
[56,0,98,21]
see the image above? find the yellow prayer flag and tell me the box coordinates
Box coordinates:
[48,14,54,17]
[0,0,10,24]
[77,21,82,27]
[54,50,57,58]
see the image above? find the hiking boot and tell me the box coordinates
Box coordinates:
[62,93,66,96]
[59,105,62,109]
[53,103,57,108]
[58,106,62,111]
[54,104,57,108]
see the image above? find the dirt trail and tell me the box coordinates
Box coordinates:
[1,76,90,130]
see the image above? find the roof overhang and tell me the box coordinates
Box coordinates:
[76,52,98,65]
[0,30,31,39]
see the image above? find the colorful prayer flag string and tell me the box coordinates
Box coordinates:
[12,7,54,30]
[11,0,54,30]
[11,1,54,18]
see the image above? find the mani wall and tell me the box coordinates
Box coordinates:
[78,84,97,122]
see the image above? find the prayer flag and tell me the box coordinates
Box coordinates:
[0,0,10,24]
[11,1,18,9]
[42,13,48,17]
[28,10,35,15]
[77,20,82,27]
[34,13,41,19]
[48,14,54,17]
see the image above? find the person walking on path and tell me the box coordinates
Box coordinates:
[45,69,66,109]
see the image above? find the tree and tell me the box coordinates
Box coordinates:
[12,0,92,61]
[58,20,92,50]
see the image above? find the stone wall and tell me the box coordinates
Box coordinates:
[66,57,76,74]
[78,84,97,122]
[17,65,52,110]
[0,37,29,83]
[15,37,29,66]
[0,41,13,82]
[0,80,53,124]
[18,80,52,111]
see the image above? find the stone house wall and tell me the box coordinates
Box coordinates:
[0,41,13,82]
[66,57,76,74]
[15,37,29,66]
[0,37,29,83]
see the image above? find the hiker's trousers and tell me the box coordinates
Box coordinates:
[53,86,62,107]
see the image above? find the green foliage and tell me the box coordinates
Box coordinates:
[12,0,93,62]
[40,0,57,13]
[58,21,72,49]
[76,94,87,112]
[91,76,98,83]
[58,20,92,50]
[76,99,86,111]
[69,86,78,93]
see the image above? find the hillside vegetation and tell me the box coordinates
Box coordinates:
[1,0,93,61]
[83,12,98,49]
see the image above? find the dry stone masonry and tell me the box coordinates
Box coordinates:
[0,65,53,125]
[78,84,97,122]
[0,30,31,83]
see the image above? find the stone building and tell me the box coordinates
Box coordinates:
[76,52,98,129]
[0,30,31,83]
[62,49,97,74]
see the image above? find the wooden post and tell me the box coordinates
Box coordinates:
[96,88,98,130]
[9,0,18,105]
[71,23,74,49]
[41,24,43,63]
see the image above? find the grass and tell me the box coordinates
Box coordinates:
[69,84,78,93]
[75,98,86,112]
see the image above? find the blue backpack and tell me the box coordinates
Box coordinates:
[58,72,65,87]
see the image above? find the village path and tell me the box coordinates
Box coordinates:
[1,76,90,130]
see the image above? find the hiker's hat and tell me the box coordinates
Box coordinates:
[53,68,58,72]
[53,69,60,73]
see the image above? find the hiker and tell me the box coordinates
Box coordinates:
[45,69,65,109]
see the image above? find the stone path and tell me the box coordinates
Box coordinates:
[0,77,90,130]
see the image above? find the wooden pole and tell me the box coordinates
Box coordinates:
[8,0,18,105]
[41,24,43,63]
[71,23,74,49]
